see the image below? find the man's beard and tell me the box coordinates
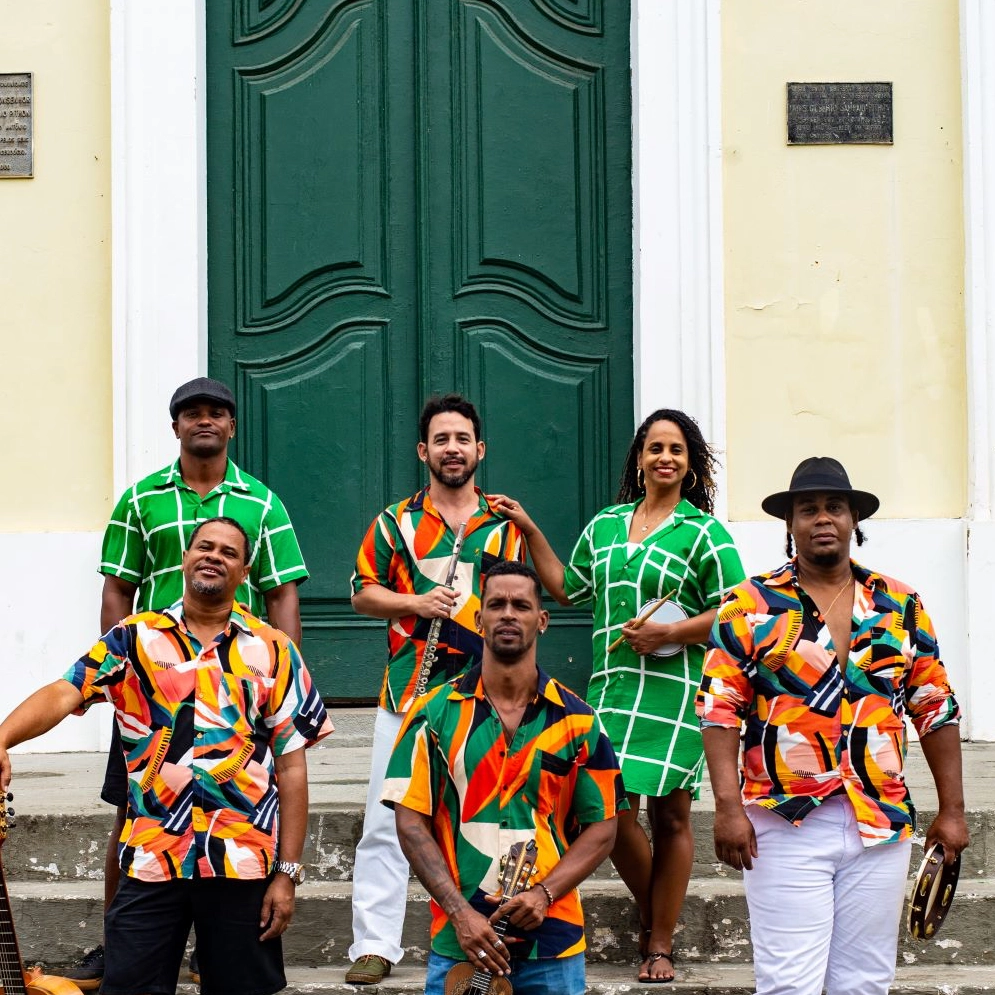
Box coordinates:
[487,630,538,663]
[810,549,845,567]
[429,454,478,489]
[190,576,225,597]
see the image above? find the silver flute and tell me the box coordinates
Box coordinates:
[413,521,467,698]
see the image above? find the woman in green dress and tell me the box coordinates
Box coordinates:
[494,409,745,982]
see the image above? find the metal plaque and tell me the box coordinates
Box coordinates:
[0,73,32,177]
[787,82,893,145]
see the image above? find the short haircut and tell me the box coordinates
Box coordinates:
[481,560,543,606]
[418,393,482,443]
[188,516,251,564]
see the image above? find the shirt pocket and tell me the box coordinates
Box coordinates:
[220,667,277,723]
[524,749,578,817]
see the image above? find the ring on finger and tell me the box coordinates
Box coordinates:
[477,949,487,959]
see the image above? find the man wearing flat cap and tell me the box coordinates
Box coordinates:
[697,457,968,995]
[60,377,309,989]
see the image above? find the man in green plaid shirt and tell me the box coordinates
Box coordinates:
[99,379,308,626]
[62,377,308,990]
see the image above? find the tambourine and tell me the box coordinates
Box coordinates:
[641,600,689,657]
[907,842,961,940]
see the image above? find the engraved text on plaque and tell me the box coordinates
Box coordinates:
[0,73,33,177]
[787,82,893,146]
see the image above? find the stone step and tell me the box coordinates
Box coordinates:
[11,876,995,972]
[6,805,994,884]
[165,962,995,994]
[5,739,993,988]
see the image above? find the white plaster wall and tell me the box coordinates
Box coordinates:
[964,521,995,741]
[110,0,206,492]
[0,534,108,753]
[960,0,995,743]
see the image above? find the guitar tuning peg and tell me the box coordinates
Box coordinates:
[6,808,13,818]
[4,793,11,802]
[7,820,15,829]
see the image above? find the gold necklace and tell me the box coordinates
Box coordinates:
[638,502,675,532]
[822,576,853,615]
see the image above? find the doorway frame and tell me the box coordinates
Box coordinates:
[109,0,726,492]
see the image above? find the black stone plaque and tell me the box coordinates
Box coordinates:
[787,82,892,145]
[0,72,32,177]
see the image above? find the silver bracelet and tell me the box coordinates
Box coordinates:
[534,882,555,906]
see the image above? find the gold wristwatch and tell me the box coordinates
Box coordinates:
[273,860,306,885]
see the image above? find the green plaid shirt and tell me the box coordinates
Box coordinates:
[100,459,308,615]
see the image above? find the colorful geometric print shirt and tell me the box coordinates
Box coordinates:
[351,487,524,713]
[382,665,626,960]
[100,459,308,616]
[697,559,960,847]
[62,602,333,882]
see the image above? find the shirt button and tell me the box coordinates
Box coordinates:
[195,773,202,781]
[500,821,508,828]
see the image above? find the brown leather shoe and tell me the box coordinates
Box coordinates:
[345,955,392,985]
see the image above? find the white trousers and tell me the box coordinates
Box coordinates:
[349,707,408,964]
[743,796,911,995]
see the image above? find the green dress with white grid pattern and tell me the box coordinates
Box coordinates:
[564,498,745,798]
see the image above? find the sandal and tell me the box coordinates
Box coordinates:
[639,950,675,984]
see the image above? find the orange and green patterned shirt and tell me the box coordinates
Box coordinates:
[351,487,524,713]
[382,665,625,960]
[63,602,333,881]
[697,559,960,846]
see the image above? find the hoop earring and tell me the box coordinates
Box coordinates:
[684,469,698,492]
[637,467,645,490]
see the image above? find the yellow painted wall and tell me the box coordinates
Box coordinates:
[722,0,966,520]
[0,2,111,530]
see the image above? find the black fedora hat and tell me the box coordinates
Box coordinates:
[761,457,880,521]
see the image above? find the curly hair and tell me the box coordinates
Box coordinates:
[616,409,718,515]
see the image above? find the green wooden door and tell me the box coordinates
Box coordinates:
[206,0,632,699]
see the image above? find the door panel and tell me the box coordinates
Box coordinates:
[208,0,631,698]
[459,10,604,322]
[235,3,393,330]
[423,0,633,686]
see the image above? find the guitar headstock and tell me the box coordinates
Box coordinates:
[0,792,14,845]
[498,839,538,900]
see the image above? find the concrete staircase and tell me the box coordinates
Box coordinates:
[3,711,994,993]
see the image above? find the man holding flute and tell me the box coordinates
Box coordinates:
[345,394,526,985]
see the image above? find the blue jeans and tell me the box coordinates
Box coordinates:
[425,950,585,995]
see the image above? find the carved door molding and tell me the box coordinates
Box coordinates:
[207,0,632,697]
